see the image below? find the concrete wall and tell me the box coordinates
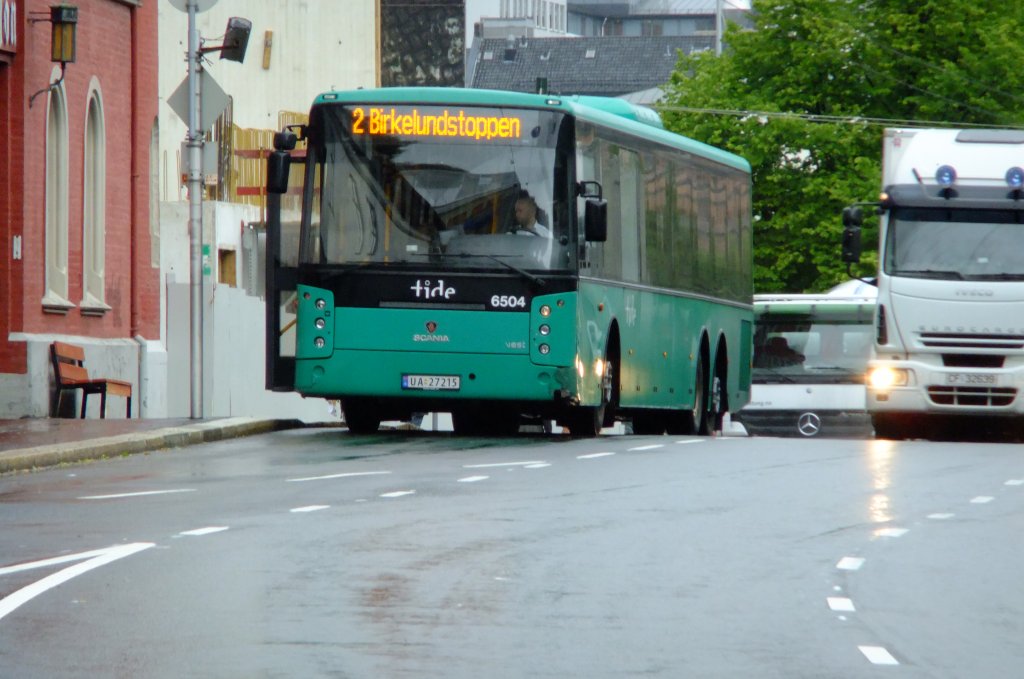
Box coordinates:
[157,0,378,202]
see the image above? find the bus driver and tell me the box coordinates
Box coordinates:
[510,190,551,237]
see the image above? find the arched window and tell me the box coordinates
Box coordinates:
[43,73,72,312]
[81,86,109,313]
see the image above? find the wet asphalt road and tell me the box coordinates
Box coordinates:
[1,429,1023,678]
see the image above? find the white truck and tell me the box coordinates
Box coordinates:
[842,128,1024,440]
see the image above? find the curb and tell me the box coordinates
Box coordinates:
[0,418,306,475]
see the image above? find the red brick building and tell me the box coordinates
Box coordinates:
[0,0,159,417]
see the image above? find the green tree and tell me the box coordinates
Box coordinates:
[661,0,1024,292]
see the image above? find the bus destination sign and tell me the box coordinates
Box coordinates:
[351,107,523,141]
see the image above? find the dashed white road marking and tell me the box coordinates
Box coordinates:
[827,597,856,612]
[674,439,703,445]
[290,505,330,513]
[970,496,994,504]
[457,476,489,483]
[380,490,416,498]
[463,461,546,469]
[875,527,909,538]
[178,526,229,537]
[859,646,899,666]
[1005,479,1024,486]
[928,513,955,520]
[627,444,664,451]
[577,452,615,459]
[78,489,197,500]
[836,557,866,571]
[286,471,391,483]
[0,543,155,622]
[524,463,551,469]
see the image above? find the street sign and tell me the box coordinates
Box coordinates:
[167,69,230,132]
[168,0,218,12]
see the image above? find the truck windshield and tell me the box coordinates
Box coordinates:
[301,104,573,273]
[886,208,1024,280]
[752,316,873,385]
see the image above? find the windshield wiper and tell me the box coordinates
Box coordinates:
[896,269,964,280]
[418,252,547,287]
[966,273,1024,281]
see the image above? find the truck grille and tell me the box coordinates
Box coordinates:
[919,332,1024,350]
[927,386,1017,407]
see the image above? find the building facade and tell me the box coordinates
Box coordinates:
[0,0,159,418]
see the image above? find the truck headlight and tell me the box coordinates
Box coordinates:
[868,366,909,390]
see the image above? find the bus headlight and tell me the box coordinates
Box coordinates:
[315,318,326,329]
[868,366,909,390]
[540,305,552,317]
[539,324,550,336]
[315,298,327,310]
[314,337,326,349]
[539,343,550,355]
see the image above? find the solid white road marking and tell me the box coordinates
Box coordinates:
[577,452,615,459]
[78,489,197,500]
[928,513,955,520]
[380,490,415,498]
[875,527,909,538]
[286,471,391,483]
[836,557,865,571]
[0,543,155,622]
[627,444,664,451]
[178,526,229,537]
[462,461,546,469]
[290,505,330,513]
[827,597,856,612]
[457,476,489,483]
[859,646,899,665]
[970,496,994,504]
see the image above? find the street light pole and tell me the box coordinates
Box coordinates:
[186,0,204,418]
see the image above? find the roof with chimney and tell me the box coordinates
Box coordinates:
[470,35,712,97]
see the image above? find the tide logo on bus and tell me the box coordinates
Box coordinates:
[410,279,456,300]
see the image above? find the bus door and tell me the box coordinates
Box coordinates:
[264,138,303,392]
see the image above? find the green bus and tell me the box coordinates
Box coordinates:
[264,88,753,436]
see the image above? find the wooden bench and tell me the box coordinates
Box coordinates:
[50,341,133,419]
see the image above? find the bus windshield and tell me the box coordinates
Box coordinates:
[886,208,1024,280]
[752,315,873,384]
[303,104,573,272]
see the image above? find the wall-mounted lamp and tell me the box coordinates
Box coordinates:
[29,4,78,107]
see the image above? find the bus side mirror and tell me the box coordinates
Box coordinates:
[841,206,863,264]
[585,198,608,242]
[266,151,291,195]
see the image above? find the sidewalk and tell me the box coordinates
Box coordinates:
[0,417,308,475]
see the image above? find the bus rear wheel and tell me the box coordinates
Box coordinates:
[342,399,381,434]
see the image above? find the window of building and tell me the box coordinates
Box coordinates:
[81,87,109,314]
[43,74,72,313]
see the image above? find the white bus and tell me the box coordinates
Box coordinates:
[843,129,1024,440]
[735,282,876,437]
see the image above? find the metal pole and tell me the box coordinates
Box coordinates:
[187,1,204,418]
[715,0,724,56]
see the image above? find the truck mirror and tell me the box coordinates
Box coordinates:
[266,150,291,195]
[584,198,608,242]
[841,226,862,264]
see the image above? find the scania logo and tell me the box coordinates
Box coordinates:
[414,321,449,342]
[797,412,822,437]
[411,279,456,300]
[955,289,994,297]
